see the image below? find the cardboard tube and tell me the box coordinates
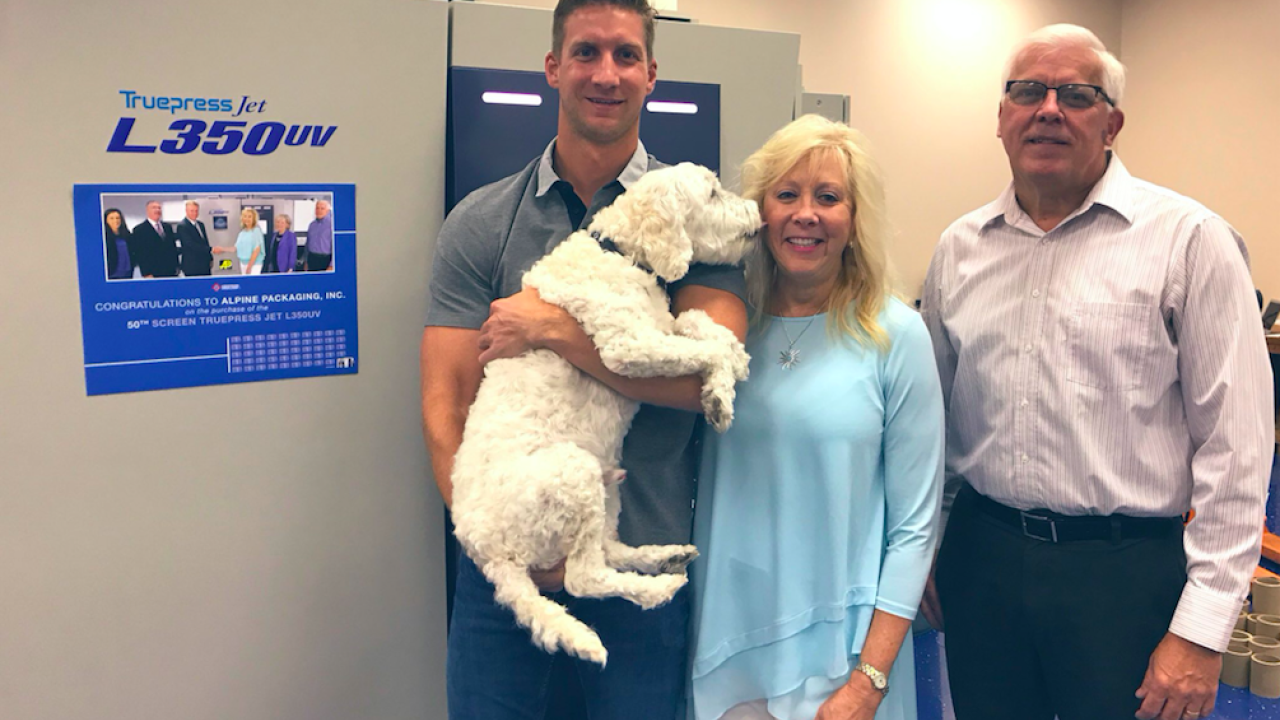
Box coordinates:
[1252,653,1280,698]
[1249,636,1280,656]
[1254,577,1280,616]
[1258,614,1280,640]
[1223,644,1252,688]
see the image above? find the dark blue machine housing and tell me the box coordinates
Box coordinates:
[447,66,722,210]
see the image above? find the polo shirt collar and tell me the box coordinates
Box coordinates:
[535,137,649,197]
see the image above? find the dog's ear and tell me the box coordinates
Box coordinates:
[592,174,694,281]
[633,191,693,280]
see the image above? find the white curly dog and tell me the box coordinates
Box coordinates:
[450,163,760,666]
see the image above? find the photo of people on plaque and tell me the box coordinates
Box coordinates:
[99,192,336,280]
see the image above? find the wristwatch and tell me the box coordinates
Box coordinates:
[854,661,889,696]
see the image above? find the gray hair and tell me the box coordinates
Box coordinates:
[277,213,292,228]
[1003,24,1126,106]
[185,200,199,210]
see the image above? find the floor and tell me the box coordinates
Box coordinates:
[913,630,1280,720]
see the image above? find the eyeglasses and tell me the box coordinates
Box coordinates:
[1004,80,1114,109]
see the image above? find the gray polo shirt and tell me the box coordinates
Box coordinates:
[427,139,747,545]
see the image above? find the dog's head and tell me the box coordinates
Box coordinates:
[588,163,760,282]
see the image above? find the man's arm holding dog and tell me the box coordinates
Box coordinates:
[477,285,747,411]
[421,326,483,510]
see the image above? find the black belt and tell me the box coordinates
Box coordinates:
[967,487,1182,543]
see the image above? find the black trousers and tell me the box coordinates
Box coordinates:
[306,251,331,271]
[936,485,1186,720]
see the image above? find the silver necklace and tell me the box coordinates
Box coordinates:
[778,316,817,369]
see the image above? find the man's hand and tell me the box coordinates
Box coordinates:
[530,559,566,593]
[919,568,944,631]
[1134,633,1222,720]
[814,672,882,720]
[477,288,576,365]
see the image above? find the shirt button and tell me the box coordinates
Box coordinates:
[1021,453,1030,464]
[1031,289,1041,298]
[1020,398,1029,408]
[1024,343,1033,353]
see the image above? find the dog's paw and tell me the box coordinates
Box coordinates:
[563,632,608,666]
[705,403,732,433]
[658,546,699,575]
[631,573,689,610]
[701,383,736,432]
[673,309,715,339]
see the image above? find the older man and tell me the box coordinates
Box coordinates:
[131,200,178,278]
[176,200,212,277]
[304,199,332,271]
[920,24,1272,720]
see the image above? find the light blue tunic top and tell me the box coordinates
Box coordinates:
[689,299,944,720]
[236,227,264,269]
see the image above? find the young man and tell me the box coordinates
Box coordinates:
[421,2,747,718]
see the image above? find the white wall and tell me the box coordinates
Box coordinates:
[1120,0,1280,300]
[0,1,450,719]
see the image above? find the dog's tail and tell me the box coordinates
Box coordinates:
[480,558,609,666]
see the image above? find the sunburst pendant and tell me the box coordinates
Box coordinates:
[778,348,801,369]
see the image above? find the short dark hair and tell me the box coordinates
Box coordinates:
[552,0,656,61]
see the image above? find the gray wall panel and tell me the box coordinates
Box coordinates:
[0,1,449,718]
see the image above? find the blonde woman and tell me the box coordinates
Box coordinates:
[688,115,944,720]
[214,208,264,275]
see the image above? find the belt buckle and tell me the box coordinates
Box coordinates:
[1020,511,1059,542]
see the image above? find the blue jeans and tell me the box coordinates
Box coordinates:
[447,552,690,720]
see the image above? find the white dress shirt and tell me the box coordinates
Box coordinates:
[921,155,1273,651]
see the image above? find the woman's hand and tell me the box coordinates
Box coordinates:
[814,673,882,720]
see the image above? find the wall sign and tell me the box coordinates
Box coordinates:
[74,183,357,395]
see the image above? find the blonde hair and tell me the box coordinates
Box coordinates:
[741,114,893,349]
[240,207,259,229]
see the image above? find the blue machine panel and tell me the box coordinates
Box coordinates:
[447,66,720,210]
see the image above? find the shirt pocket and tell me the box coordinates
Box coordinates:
[1066,301,1156,391]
